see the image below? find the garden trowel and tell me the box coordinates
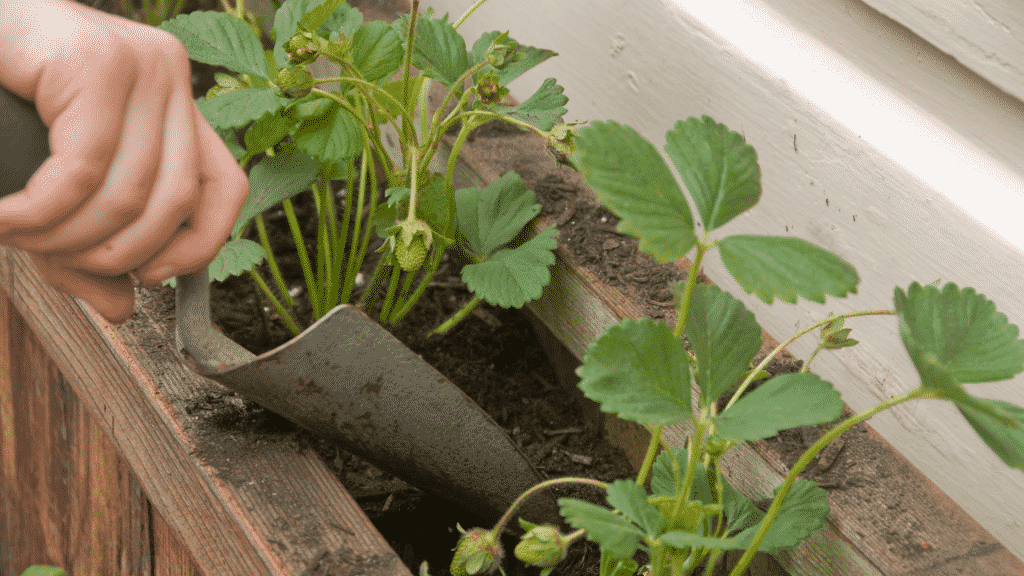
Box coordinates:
[0,85,557,524]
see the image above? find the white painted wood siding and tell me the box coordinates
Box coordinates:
[424,0,1024,561]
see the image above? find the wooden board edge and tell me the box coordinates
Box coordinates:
[0,246,412,576]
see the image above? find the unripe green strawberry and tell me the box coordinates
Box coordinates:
[274,64,315,99]
[395,233,427,272]
[284,31,323,65]
[514,524,568,570]
[450,526,503,576]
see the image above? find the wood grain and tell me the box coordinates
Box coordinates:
[0,246,411,576]
[0,284,201,576]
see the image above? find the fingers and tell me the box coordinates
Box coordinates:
[131,101,249,284]
[29,252,136,324]
[53,71,200,279]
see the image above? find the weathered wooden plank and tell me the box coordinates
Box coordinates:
[0,246,411,576]
[0,287,200,576]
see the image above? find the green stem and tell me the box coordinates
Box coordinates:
[442,119,479,236]
[723,309,895,412]
[330,159,355,310]
[389,267,417,324]
[401,0,420,147]
[491,477,608,537]
[387,246,444,324]
[634,426,663,488]
[254,214,295,310]
[431,296,482,336]
[359,256,387,310]
[380,263,401,323]
[247,269,302,336]
[669,421,706,529]
[801,344,825,374]
[727,386,931,576]
[452,0,489,28]
[344,146,378,305]
[673,239,708,338]
[282,198,322,318]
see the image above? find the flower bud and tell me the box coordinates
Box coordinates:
[476,71,508,106]
[486,32,520,69]
[284,31,324,65]
[274,64,315,99]
[450,527,503,576]
[514,524,568,570]
[545,122,580,166]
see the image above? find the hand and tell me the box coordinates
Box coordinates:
[0,1,248,324]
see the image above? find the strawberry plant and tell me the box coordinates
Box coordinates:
[442,116,1024,576]
[158,0,567,334]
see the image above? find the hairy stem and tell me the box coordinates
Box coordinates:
[723,309,895,412]
[728,386,930,576]
[492,477,608,537]
[635,426,663,488]
[431,296,482,336]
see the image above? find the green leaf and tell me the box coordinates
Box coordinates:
[576,318,691,426]
[713,374,843,442]
[605,480,666,537]
[470,31,557,84]
[455,172,540,257]
[957,398,1024,471]
[559,498,646,558]
[291,99,363,161]
[663,116,761,231]
[160,11,268,78]
[659,530,747,551]
[720,477,763,537]
[461,225,558,308]
[375,77,424,121]
[297,0,345,35]
[378,174,453,241]
[751,479,830,554]
[215,126,247,161]
[571,121,697,263]
[163,239,266,288]
[651,448,712,504]
[662,478,829,554]
[322,2,362,40]
[350,21,404,84]
[209,238,266,282]
[198,89,289,130]
[232,148,320,237]
[244,111,298,157]
[895,282,1024,385]
[686,283,762,407]
[407,12,470,87]
[718,235,859,304]
[20,567,65,576]
[484,78,567,131]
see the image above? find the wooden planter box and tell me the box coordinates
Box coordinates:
[4,0,1023,575]
[0,247,413,576]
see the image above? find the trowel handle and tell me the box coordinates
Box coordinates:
[0,85,251,370]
